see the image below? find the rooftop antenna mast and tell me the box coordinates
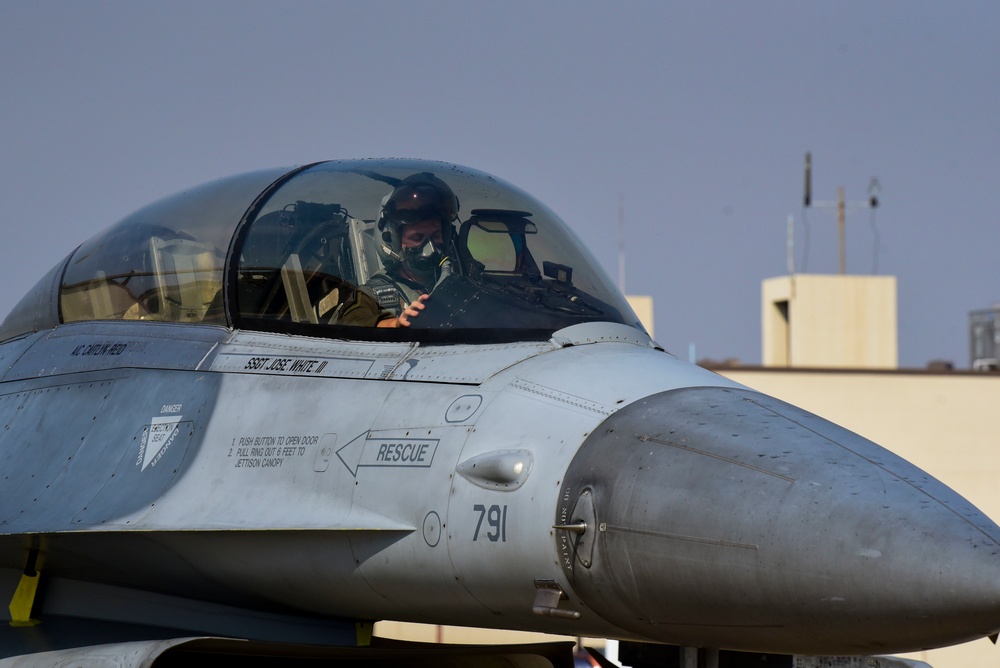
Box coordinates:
[802,152,879,275]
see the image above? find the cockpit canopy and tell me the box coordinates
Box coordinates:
[2,160,643,343]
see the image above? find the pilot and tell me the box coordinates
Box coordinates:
[365,173,459,328]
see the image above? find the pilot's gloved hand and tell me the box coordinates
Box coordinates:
[377,294,429,328]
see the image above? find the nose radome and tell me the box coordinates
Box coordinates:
[557,386,1000,655]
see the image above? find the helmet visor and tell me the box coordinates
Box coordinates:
[384,183,458,224]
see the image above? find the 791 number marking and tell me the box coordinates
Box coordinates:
[473,504,508,542]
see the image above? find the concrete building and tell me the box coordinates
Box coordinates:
[626,295,654,339]
[761,274,898,369]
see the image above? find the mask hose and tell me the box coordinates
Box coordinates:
[431,256,452,293]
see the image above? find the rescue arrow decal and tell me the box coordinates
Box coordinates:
[336,432,438,477]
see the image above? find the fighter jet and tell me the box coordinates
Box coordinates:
[0,159,996,666]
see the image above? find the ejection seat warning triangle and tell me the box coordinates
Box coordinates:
[139,416,183,471]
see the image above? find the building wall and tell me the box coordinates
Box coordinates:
[626,295,654,338]
[762,275,898,369]
[719,367,1000,668]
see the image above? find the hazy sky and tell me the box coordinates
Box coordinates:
[2,1,997,367]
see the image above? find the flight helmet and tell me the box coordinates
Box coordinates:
[376,173,459,280]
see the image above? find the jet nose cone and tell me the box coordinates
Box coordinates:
[556,387,1000,654]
